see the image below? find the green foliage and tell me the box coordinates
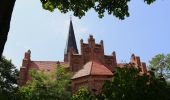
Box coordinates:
[98,66,170,100]
[72,87,93,100]
[149,53,170,79]
[0,56,19,100]
[18,65,71,100]
[40,0,156,19]
[144,0,156,4]
[98,67,140,100]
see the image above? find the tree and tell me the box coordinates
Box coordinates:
[98,66,170,100]
[0,56,19,100]
[72,87,93,100]
[18,65,71,100]
[0,0,16,60]
[98,67,141,100]
[41,0,155,19]
[149,54,170,79]
[0,0,156,59]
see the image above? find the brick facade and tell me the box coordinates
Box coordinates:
[72,75,112,94]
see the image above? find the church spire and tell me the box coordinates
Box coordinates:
[64,17,78,55]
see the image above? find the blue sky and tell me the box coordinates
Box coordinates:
[4,0,170,69]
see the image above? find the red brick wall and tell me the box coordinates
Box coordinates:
[19,58,30,85]
[69,54,84,72]
[18,67,27,85]
[104,52,117,72]
[72,75,112,93]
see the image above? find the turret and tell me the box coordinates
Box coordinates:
[19,49,31,86]
[22,50,31,67]
[24,49,31,60]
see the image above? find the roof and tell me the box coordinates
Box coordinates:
[64,20,78,54]
[117,63,126,68]
[72,61,113,79]
[29,61,69,72]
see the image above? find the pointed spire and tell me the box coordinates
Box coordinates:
[64,18,78,55]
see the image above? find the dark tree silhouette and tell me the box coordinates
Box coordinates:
[0,0,16,59]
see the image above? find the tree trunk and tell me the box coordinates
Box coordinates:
[0,0,16,60]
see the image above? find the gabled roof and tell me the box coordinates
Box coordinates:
[72,61,113,79]
[64,19,78,54]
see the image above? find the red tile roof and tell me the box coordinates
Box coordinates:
[29,61,69,72]
[72,61,113,79]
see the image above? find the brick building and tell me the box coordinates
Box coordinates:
[19,19,147,93]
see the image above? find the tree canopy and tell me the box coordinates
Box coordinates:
[40,0,155,19]
[98,66,170,100]
[0,56,19,100]
[72,87,93,100]
[149,53,170,79]
[18,65,71,100]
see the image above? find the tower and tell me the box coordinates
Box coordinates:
[64,18,78,62]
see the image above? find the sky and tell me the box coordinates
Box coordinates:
[3,0,170,69]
